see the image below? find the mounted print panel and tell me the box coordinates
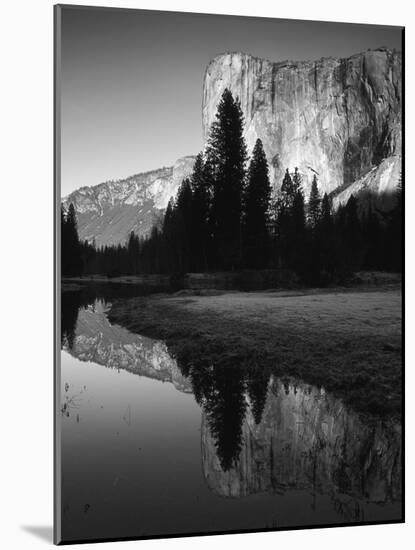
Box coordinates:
[54,4,404,544]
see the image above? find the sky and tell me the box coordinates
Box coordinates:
[59,6,403,196]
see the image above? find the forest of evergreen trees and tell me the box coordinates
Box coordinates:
[62,89,403,285]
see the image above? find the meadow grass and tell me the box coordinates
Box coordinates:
[108,287,402,418]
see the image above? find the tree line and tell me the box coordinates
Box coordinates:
[62,89,402,284]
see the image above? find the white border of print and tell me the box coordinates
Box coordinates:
[1,1,411,549]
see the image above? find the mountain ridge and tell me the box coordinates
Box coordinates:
[62,47,401,247]
[62,155,195,247]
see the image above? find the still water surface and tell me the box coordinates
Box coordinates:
[60,288,402,542]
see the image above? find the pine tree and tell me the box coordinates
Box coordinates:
[280,168,296,209]
[387,171,403,271]
[243,138,272,268]
[361,205,380,269]
[174,178,193,272]
[316,193,336,282]
[292,188,306,236]
[206,88,247,269]
[163,197,175,236]
[308,174,321,228]
[127,231,140,274]
[275,168,306,275]
[190,152,212,271]
[275,169,293,266]
[62,203,83,277]
[292,167,302,194]
[336,194,361,274]
[61,205,69,275]
[320,193,333,232]
[162,197,176,272]
[291,187,307,274]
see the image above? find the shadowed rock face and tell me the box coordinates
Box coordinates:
[62,156,195,247]
[202,49,402,197]
[202,377,401,506]
[63,300,191,393]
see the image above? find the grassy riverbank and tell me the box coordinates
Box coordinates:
[108,286,402,418]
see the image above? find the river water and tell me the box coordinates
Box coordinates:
[59,287,402,542]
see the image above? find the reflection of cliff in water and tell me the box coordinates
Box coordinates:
[202,377,401,511]
[61,291,401,519]
[61,283,162,351]
[62,297,191,393]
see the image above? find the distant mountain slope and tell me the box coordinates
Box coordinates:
[62,156,195,247]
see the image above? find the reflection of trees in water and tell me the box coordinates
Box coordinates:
[177,350,402,516]
[247,364,270,425]
[176,351,271,471]
[201,377,401,515]
[61,283,156,350]
[205,365,247,471]
[60,289,401,519]
[61,291,82,349]
[61,285,269,471]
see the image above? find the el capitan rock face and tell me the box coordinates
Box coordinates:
[203,49,402,197]
[62,156,195,247]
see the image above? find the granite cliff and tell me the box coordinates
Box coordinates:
[203,49,401,198]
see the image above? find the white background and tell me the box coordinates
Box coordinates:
[1,0,412,548]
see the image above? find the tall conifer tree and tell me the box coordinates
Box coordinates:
[308,174,321,228]
[292,167,302,194]
[190,152,212,270]
[280,168,296,208]
[387,172,402,271]
[62,203,83,276]
[174,179,193,272]
[206,88,247,269]
[276,168,306,274]
[243,138,272,267]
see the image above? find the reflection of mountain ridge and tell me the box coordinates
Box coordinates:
[61,290,401,521]
[202,377,401,509]
[64,300,191,393]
